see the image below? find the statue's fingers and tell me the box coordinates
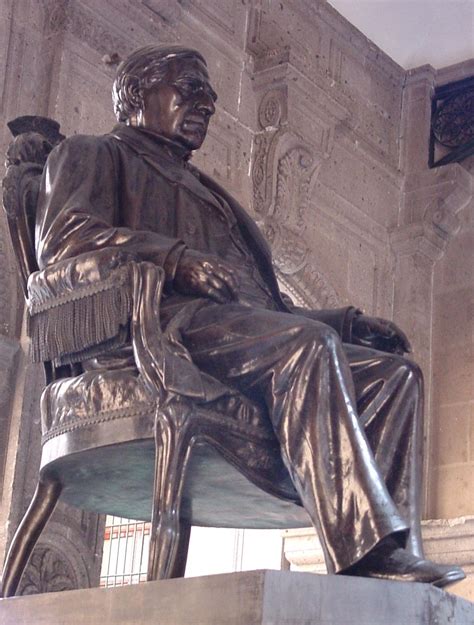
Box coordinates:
[387,322,412,353]
[205,275,234,301]
[210,266,239,298]
[393,343,407,355]
[222,272,239,297]
[204,283,229,303]
[396,332,412,353]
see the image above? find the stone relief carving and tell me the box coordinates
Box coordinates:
[277,266,340,310]
[392,164,473,261]
[258,88,287,130]
[252,133,272,215]
[273,146,318,229]
[15,514,101,596]
[252,88,289,217]
[252,87,338,310]
[262,217,308,275]
[18,546,78,595]
[424,197,462,242]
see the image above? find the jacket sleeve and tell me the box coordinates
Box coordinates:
[35,134,186,276]
[291,306,361,343]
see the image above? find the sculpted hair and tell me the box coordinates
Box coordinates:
[112,45,207,123]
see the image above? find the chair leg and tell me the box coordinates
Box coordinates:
[1,474,61,598]
[169,520,191,579]
[147,412,191,581]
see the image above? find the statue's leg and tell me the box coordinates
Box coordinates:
[181,303,408,575]
[1,474,61,597]
[345,344,424,557]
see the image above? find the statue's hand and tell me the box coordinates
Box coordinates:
[351,314,412,354]
[174,249,239,303]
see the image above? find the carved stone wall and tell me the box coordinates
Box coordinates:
[248,2,404,322]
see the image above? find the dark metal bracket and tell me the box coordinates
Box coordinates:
[429,75,474,168]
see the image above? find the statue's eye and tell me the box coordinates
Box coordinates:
[175,80,200,96]
[175,80,217,102]
[177,81,193,94]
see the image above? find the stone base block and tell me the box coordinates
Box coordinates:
[1,570,473,624]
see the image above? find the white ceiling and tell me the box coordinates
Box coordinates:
[328,0,474,70]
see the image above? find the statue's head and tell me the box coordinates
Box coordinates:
[112,45,217,151]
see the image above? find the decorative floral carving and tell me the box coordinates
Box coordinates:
[252,131,332,307]
[274,146,317,228]
[262,218,307,275]
[258,90,285,129]
[303,268,340,309]
[18,547,77,595]
[252,134,270,214]
[276,265,340,311]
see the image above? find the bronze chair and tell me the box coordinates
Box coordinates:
[1,117,310,598]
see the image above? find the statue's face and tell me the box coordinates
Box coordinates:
[141,56,217,150]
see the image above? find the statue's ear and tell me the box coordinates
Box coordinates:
[125,76,145,115]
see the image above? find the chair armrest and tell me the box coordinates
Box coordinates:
[27,248,137,364]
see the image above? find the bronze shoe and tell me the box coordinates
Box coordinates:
[344,546,465,588]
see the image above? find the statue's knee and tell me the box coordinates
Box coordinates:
[389,353,424,386]
[404,358,424,385]
[300,321,341,351]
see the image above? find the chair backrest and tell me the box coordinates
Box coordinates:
[2,116,64,296]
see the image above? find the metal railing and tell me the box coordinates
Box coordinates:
[100,516,150,588]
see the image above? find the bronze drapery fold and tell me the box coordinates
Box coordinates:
[179,302,423,573]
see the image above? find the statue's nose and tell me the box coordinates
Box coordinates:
[195,92,215,116]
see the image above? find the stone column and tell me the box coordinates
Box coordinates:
[391,66,473,512]
[390,63,473,602]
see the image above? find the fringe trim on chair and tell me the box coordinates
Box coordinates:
[27,282,132,363]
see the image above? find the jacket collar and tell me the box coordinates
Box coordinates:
[110,124,192,163]
[110,124,226,212]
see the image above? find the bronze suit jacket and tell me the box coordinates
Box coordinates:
[36,124,355,342]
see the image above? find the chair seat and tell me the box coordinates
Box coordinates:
[45,439,310,528]
[41,367,154,442]
[40,369,309,529]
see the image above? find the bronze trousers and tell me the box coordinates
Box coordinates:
[181,303,424,574]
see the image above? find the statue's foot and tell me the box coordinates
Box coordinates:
[346,546,465,588]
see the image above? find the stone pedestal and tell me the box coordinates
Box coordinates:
[283,518,474,603]
[1,570,473,625]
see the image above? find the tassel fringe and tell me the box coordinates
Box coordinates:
[27,283,132,364]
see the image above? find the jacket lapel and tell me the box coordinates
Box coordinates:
[198,171,289,311]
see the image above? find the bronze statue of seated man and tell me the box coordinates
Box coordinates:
[35,45,464,588]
